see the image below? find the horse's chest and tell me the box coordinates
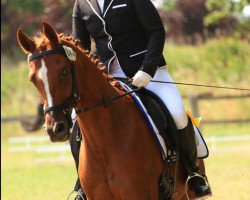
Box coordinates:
[78,162,122,199]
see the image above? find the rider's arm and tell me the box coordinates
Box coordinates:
[72,0,91,50]
[132,0,165,77]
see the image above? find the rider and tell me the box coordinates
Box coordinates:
[70,0,212,199]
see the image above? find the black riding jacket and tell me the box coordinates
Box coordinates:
[72,0,166,78]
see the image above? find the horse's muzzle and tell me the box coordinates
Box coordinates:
[53,121,68,134]
[45,116,70,142]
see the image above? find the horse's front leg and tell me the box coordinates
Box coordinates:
[78,147,118,199]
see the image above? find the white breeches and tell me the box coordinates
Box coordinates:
[146,66,188,130]
[110,58,188,130]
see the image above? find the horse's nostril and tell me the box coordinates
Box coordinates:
[53,121,67,134]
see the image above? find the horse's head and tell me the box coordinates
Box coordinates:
[16,22,79,142]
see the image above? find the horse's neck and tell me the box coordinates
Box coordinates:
[73,52,129,151]
[74,52,116,108]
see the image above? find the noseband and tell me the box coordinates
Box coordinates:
[29,47,80,128]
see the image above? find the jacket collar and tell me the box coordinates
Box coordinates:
[88,0,113,18]
[89,0,102,16]
[103,0,112,16]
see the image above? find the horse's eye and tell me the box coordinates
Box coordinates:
[61,68,70,77]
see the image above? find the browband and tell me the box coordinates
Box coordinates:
[28,48,65,62]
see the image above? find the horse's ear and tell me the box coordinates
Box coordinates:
[42,21,59,46]
[17,28,36,54]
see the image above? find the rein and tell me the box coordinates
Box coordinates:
[75,78,250,114]
[29,47,249,120]
[28,47,142,121]
[150,80,250,92]
[75,86,142,114]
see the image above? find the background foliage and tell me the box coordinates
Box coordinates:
[1,0,250,57]
[160,0,250,43]
[1,1,250,200]
[1,0,74,56]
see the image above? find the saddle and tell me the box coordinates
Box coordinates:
[118,81,209,161]
[137,88,179,156]
[117,83,210,200]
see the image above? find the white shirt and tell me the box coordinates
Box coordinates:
[109,57,127,78]
[97,0,105,13]
[96,0,127,78]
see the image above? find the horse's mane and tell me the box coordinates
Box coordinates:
[34,32,129,96]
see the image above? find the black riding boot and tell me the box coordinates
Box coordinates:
[179,117,212,199]
[70,121,87,200]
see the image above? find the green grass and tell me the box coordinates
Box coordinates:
[205,150,250,200]
[1,122,77,200]
[2,37,250,117]
[201,123,250,137]
[1,163,76,200]
[1,62,39,117]
[2,122,250,200]
[164,37,250,95]
[1,37,250,199]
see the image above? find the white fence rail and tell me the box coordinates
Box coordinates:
[205,135,250,142]
[8,136,73,164]
[8,135,250,164]
[205,135,250,153]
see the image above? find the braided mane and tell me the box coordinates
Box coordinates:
[58,33,129,95]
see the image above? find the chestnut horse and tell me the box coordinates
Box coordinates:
[17,22,205,200]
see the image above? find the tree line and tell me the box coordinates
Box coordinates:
[1,0,75,55]
[1,0,249,56]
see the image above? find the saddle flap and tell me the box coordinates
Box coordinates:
[119,81,209,160]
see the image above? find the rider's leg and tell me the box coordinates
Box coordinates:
[146,66,188,130]
[69,116,87,200]
[178,116,211,197]
[146,66,211,198]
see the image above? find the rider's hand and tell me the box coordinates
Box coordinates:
[132,71,152,88]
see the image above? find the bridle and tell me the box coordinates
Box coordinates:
[28,46,140,128]
[29,47,80,128]
[30,45,250,130]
